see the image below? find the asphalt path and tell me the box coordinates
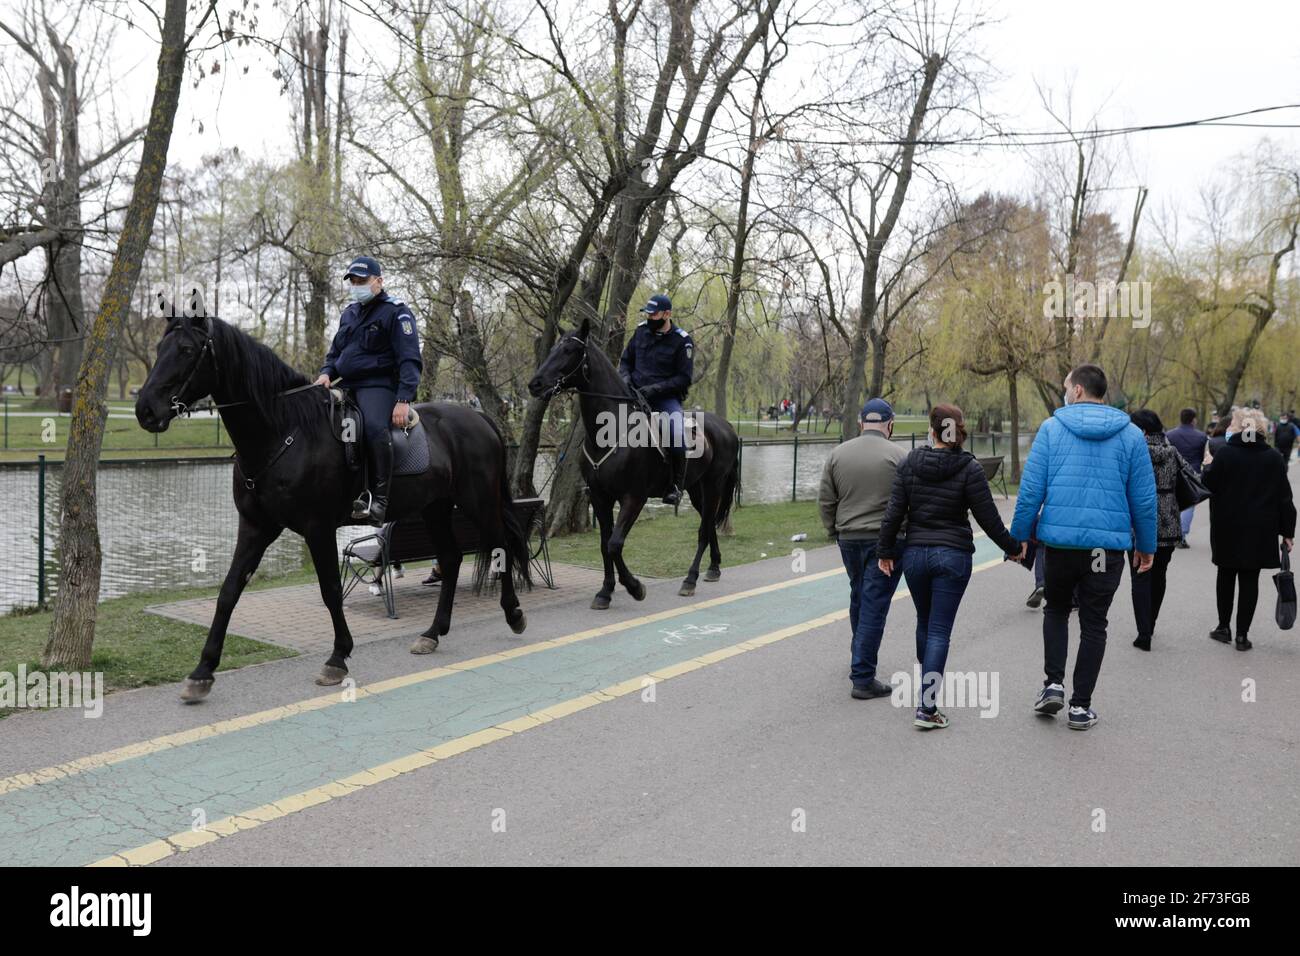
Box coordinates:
[1,488,1296,866]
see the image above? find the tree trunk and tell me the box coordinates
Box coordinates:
[1007,371,1021,482]
[42,0,188,669]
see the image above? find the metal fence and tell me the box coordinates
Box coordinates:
[0,430,1028,615]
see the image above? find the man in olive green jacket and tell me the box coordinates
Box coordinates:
[818,398,907,699]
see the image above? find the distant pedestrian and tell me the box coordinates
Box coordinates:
[1009,364,1156,731]
[1204,414,1231,465]
[1166,408,1207,548]
[818,398,907,700]
[1202,407,1296,650]
[876,404,1020,729]
[1128,410,1194,651]
[1274,411,1297,469]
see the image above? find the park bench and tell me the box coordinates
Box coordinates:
[339,497,555,620]
[977,456,1009,499]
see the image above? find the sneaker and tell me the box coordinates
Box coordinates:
[1209,627,1232,644]
[1235,635,1253,651]
[1176,538,1190,550]
[1133,635,1151,651]
[1034,683,1065,715]
[914,708,949,730]
[1026,586,1045,608]
[1068,706,1098,730]
[851,679,893,700]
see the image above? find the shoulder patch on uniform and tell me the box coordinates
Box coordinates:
[676,327,688,337]
[401,318,414,335]
[636,320,647,327]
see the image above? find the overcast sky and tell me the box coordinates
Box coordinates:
[53,0,1300,226]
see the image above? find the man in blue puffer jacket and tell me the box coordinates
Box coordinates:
[1010,364,1157,731]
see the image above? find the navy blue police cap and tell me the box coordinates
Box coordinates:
[343,256,382,279]
[639,293,672,314]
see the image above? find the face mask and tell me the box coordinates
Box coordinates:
[649,314,668,330]
[349,283,375,304]
[1062,391,1070,407]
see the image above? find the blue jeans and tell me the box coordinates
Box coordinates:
[1180,507,1195,536]
[838,538,904,687]
[901,545,973,713]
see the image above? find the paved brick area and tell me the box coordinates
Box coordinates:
[145,561,617,652]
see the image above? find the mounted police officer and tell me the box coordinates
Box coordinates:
[314,256,422,523]
[619,293,693,505]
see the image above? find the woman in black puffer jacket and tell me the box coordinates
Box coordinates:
[877,404,1020,730]
[1127,410,1191,651]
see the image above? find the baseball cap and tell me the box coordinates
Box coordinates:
[860,398,894,423]
[639,293,672,314]
[343,256,382,279]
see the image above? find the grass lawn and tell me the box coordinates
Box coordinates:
[546,499,830,578]
[0,566,313,719]
[0,401,228,461]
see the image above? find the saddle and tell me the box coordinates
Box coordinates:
[328,388,430,477]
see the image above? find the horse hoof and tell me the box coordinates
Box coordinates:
[508,610,527,634]
[410,636,439,654]
[315,664,348,686]
[591,595,611,610]
[626,579,646,601]
[180,679,213,703]
[704,567,721,582]
[678,583,696,597]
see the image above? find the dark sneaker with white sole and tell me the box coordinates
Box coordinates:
[914,708,949,729]
[1034,683,1065,715]
[1068,706,1098,730]
[851,679,893,700]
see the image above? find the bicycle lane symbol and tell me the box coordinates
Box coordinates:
[659,623,730,646]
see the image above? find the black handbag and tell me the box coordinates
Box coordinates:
[1174,457,1211,510]
[1274,544,1296,630]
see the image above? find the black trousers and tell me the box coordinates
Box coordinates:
[1128,545,1175,638]
[1043,547,1124,708]
[1215,567,1261,637]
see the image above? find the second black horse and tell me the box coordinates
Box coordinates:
[528,317,740,607]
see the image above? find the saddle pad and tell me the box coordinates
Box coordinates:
[392,424,430,476]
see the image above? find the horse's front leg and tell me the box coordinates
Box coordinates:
[306,525,354,685]
[182,516,283,702]
[590,489,617,609]
[412,501,461,652]
[611,493,647,601]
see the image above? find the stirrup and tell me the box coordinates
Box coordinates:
[351,490,373,520]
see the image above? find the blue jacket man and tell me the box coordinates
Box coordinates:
[1009,364,1156,730]
[618,293,694,504]
[315,256,422,523]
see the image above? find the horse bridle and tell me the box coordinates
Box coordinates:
[543,335,591,399]
[167,327,221,419]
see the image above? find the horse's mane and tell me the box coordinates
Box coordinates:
[581,334,632,397]
[209,318,322,433]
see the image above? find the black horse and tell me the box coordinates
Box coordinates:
[135,311,529,702]
[527,317,740,607]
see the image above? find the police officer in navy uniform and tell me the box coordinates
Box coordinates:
[619,293,694,505]
[314,256,422,523]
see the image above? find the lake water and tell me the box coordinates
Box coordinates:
[0,434,1030,614]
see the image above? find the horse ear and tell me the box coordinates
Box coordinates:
[577,316,590,340]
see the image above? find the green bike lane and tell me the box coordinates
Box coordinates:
[0,536,1004,866]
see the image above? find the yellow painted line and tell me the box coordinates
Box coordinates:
[88,555,1006,868]
[0,566,842,798]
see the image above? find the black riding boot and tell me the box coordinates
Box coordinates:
[662,447,687,506]
[353,436,393,524]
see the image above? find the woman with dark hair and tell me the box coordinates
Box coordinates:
[877,404,1020,729]
[1127,409,1191,651]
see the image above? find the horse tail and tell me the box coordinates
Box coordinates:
[715,435,741,530]
[475,412,533,592]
